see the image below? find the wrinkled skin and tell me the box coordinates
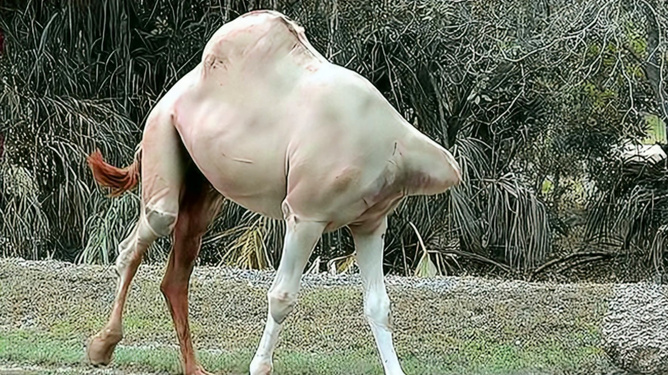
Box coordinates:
[86,10,461,375]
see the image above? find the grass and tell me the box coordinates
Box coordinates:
[0,331,607,375]
[0,259,617,374]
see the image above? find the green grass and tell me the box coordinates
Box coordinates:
[0,260,617,374]
[0,330,606,375]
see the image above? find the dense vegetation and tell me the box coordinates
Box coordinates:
[1,0,667,280]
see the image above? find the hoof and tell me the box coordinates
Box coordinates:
[249,357,273,375]
[86,330,122,366]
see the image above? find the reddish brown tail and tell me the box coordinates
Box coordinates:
[87,148,142,197]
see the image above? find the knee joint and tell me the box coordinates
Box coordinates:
[159,278,173,296]
[159,279,185,300]
[268,289,297,324]
[159,270,189,297]
[364,298,392,329]
[144,206,178,237]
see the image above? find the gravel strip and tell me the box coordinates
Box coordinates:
[0,257,465,294]
[1,257,472,291]
[602,283,668,374]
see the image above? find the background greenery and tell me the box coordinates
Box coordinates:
[1,0,667,280]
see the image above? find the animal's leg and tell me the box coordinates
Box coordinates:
[250,217,325,375]
[351,218,405,375]
[161,172,222,375]
[86,208,176,365]
[87,111,185,366]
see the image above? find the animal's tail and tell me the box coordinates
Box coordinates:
[87,147,142,197]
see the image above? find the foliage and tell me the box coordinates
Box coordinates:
[1,0,667,278]
[587,155,668,276]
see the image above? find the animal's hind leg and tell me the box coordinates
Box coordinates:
[160,169,222,375]
[86,211,168,365]
[87,111,186,366]
[351,217,405,375]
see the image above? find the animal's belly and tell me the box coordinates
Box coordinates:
[213,168,286,219]
[185,134,288,219]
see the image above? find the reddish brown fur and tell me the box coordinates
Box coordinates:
[161,169,222,375]
[87,149,142,196]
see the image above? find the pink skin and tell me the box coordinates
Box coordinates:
[87,10,460,375]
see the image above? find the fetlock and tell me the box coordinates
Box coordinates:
[86,326,123,366]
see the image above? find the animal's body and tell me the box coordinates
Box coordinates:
[86,10,460,375]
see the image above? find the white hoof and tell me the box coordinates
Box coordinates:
[249,356,273,375]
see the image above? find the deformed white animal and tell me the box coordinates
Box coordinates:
[86,10,461,375]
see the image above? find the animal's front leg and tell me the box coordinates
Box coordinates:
[250,219,325,375]
[352,218,406,375]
